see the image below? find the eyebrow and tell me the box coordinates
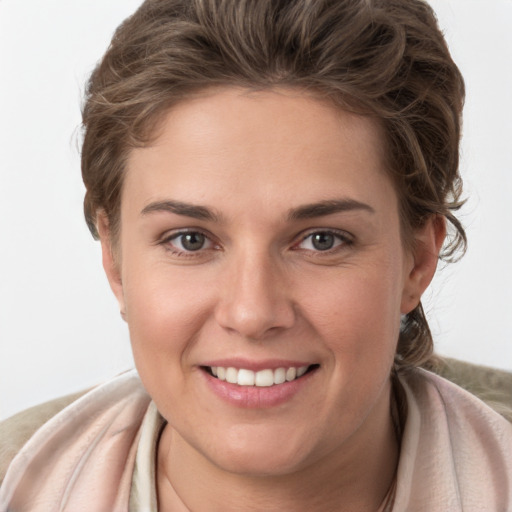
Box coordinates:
[140,198,374,222]
[141,200,219,221]
[287,199,375,220]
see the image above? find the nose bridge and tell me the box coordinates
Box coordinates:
[215,244,295,339]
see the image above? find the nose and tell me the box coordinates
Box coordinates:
[214,250,296,340]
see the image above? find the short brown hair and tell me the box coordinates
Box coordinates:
[81,0,466,371]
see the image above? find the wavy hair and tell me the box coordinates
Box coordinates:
[81,0,466,371]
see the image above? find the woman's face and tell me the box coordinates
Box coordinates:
[102,88,436,476]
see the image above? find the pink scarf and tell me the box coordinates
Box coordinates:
[0,371,150,511]
[393,371,512,510]
[1,370,511,511]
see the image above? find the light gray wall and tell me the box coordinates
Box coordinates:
[1,0,511,420]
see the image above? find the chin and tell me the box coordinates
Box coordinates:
[196,425,320,477]
[211,448,311,478]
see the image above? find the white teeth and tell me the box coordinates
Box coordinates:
[226,367,238,384]
[274,367,286,385]
[285,367,297,382]
[237,369,255,386]
[297,366,308,377]
[209,365,313,387]
[255,369,274,387]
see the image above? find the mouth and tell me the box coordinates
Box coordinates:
[202,364,320,387]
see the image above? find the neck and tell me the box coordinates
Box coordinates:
[157,382,398,512]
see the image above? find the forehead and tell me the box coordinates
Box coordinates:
[140,87,385,162]
[123,87,395,219]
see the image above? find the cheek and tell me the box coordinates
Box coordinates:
[285,266,402,450]
[122,263,215,379]
[300,265,403,351]
[296,263,403,410]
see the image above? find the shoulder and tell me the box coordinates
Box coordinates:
[429,356,512,422]
[400,364,512,437]
[395,365,512,510]
[0,390,88,485]
[0,371,150,509]
[0,371,149,489]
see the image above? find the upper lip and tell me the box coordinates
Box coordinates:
[200,358,316,372]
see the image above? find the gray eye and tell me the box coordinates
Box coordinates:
[297,231,349,252]
[180,232,206,251]
[311,232,335,251]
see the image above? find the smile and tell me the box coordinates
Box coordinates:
[205,365,318,387]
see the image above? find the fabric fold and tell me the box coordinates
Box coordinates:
[394,370,512,511]
[1,369,511,511]
[0,371,150,512]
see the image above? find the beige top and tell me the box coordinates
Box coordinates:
[129,401,163,510]
[1,369,511,511]
[128,403,397,511]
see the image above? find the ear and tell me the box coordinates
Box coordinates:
[97,213,126,320]
[401,215,446,314]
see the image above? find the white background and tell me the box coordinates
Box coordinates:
[0,0,511,420]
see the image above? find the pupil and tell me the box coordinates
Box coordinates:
[312,233,334,251]
[182,233,205,251]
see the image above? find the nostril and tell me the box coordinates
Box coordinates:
[214,266,296,339]
[215,302,296,340]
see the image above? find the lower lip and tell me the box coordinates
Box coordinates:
[202,368,317,408]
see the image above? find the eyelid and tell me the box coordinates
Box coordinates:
[157,227,352,256]
[159,228,219,255]
[293,228,354,251]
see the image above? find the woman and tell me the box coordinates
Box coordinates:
[1,0,511,510]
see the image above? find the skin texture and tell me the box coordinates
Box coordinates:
[99,88,445,511]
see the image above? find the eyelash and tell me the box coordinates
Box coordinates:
[160,229,218,257]
[293,229,354,254]
[159,228,353,257]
